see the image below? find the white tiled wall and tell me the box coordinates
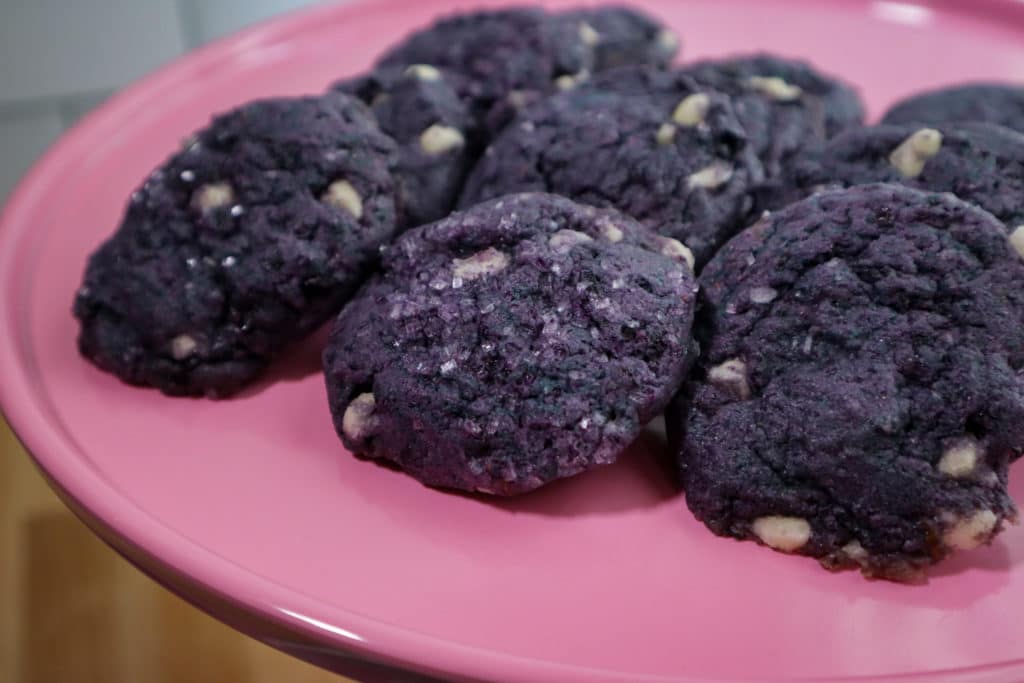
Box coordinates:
[0,0,325,202]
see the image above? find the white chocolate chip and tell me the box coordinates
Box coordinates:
[938,437,980,478]
[747,76,803,101]
[404,64,441,81]
[1009,224,1024,259]
[598,219,624,243]
[749,286,778,304]
[507,90,529,108]
[656,29,678,52]
[656,122,677,145]
[452,247,510,281]
[578,22,600,46]
[688,161,734,190]
[420,124,465,155]
[889,128,943,178]
[660,237,695,271]
[170,334,197,360]
[841,540,869,564]
[944,509,998,550]
[555,71,589,91]
[672,93,711,127]
[321,179,363,219]
[549,229,594,252]
[192,182,234,212]
[342,393,378,441]
[752,516,811,552]
[708,358,750,399]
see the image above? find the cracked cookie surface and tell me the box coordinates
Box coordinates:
[671,183,1024,580]
[324,193,697,495]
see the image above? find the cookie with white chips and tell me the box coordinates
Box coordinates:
[74,94,400,396]
[672,183,1024,580]
[324,193,698,495]
[459,87,763,269]
[771,123,1024,254]
[334,64,480,227]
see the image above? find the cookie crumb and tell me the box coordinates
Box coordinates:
[452,247,510,280]
[747,76,803,101]
[342,393,378,441]
[192,182,235,212]
[404,64,441,81]
[752,516,811,551]
[708,358,750,399]
[420,124,465,155]
[688,161,734,189]
[944,509,998,550]
[672,93,711,127]
[889,128,943,178]
[938,437,979,477]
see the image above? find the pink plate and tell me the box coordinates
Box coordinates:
[3,0,1024,681]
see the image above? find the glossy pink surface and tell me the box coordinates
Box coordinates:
[3,1,1024,681]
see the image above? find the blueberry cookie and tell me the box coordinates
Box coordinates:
[459,87,764,269]
[74,94,400,397]
[561,6,679,71]
[882,83,1024,134]
[770,123,1024,232]
[673,184,1024,580]
[376,8,594,128]
[324,193,698,495]
[588,56,863,177]
[334,64,479,226]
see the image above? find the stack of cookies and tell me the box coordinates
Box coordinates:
[74,5,1024,581]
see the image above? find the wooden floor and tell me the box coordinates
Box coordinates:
[0,417,352,683]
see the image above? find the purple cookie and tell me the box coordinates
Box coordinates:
[882,83,1024,134]
[672,184,1024,580]
[375,8,595,129]
[588,56,864,177]
[324,193,698,495]
[560,5,679,71]
[770,123,1024,231]
[74,94,400,397]
[333,64,480,227]
[459,87,764,269]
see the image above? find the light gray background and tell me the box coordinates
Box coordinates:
[0,0,328,202]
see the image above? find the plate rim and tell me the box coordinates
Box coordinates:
[3,0,1024,681]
